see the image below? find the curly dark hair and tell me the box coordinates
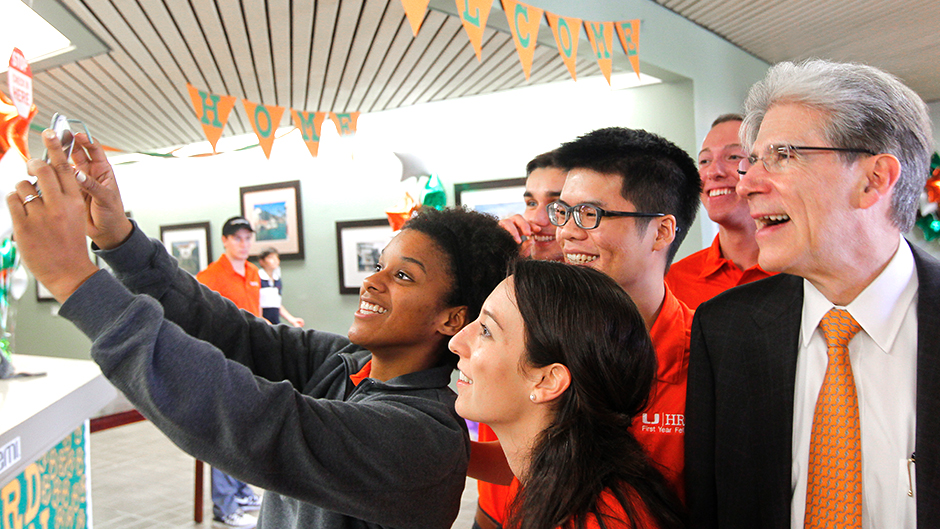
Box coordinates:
[402,207,519,360]
[554,127,701,267]
[508,259,685,529]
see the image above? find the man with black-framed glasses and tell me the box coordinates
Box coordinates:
[686,59,937,529]
[552,126,702,502]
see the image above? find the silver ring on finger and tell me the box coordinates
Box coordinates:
[23,194,41,205]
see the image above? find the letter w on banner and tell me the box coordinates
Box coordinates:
[456,0,494,62]
[187,84,236,154]
[243,100,286,159]
[501,0,543,81]
[291,110,327,157]
[584,20,614,85]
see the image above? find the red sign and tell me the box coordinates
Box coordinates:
[8,48,33,117]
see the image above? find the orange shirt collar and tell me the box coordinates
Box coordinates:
[349,360,373,386]
[648,284,692,385]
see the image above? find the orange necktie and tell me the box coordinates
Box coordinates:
[804,308,863,528]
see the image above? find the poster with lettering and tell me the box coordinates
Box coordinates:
[7,49,32,118]
[0,426,89,529]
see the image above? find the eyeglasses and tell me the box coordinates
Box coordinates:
[737,144,876,175]
[547,201,664,230]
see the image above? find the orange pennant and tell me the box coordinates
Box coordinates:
[242,100,285,159]
[501,0,543,80]
[291,110,327,157]
[545,12,581,81]
[186,83,236,153]
[401,0,431,36]
[615,19,641,79]
[584,21,614,85]
[456,0,494,62]
[330,112,360,136]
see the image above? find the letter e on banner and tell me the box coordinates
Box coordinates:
[7,48,32,117]
[615,19,641,79]
[330,112,360,137]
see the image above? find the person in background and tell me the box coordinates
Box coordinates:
[451,259,685,529]
[257,247,304,327]
[665,114,774,309]
[475,149,568,529]
[196,215,264,527]
[685,59,938,528]
[9,129,521,529]
[499,150,568,261]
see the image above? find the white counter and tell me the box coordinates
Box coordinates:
[0,354,115,483]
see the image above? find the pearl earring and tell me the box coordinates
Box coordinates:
[529,393,536,402]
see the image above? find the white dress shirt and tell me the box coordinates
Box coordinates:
[791,236,918,529]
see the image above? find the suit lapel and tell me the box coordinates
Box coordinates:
[911,243,940,526]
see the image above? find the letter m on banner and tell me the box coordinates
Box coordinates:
[291,110,327,157]
[186,84,236,153]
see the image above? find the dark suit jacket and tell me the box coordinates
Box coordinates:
[685,241,940,528]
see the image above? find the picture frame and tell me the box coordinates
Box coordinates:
[335,219,395,295]
[160,222,212,277]
[35,279,55,302]
[240,180,305,261]
[454,177,527,219]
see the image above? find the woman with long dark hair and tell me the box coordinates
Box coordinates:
[451,259,685,529]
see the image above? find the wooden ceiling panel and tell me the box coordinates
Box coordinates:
[20,0,934,157]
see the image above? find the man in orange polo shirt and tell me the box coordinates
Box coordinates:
[552,127,700,499]
[469,128,701,529]
[666,115,774,309]
[196,216,263,528]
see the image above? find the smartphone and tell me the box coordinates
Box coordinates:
[41,113,92,162]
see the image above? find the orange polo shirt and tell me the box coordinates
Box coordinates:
[196,254,262,317]
[477,284,693,524]
[630,284,692,500]
[665,235,774,309]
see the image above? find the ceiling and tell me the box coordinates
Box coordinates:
[5,0,940,157]
[10,0,605,157]
[652,0,940,103]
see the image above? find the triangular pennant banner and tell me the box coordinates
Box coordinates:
[545,12,581,81]
[584,20,614,85]
[186,83,235,152]
[291,110,327,157]
[401,0,431,36]
[330,112,360,136]
[501,0,543,81]
[187,84,237,153]
[615,19,641,79]
[456,0,494,62]
[242,100,286,159]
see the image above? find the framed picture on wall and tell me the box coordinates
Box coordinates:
[335,219,395,295]
[36,279,55,302]
[454,177,527,219]
[240,180,305,261]
[160,222,212,276]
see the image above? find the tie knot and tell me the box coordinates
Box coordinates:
[819,308,861,349]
